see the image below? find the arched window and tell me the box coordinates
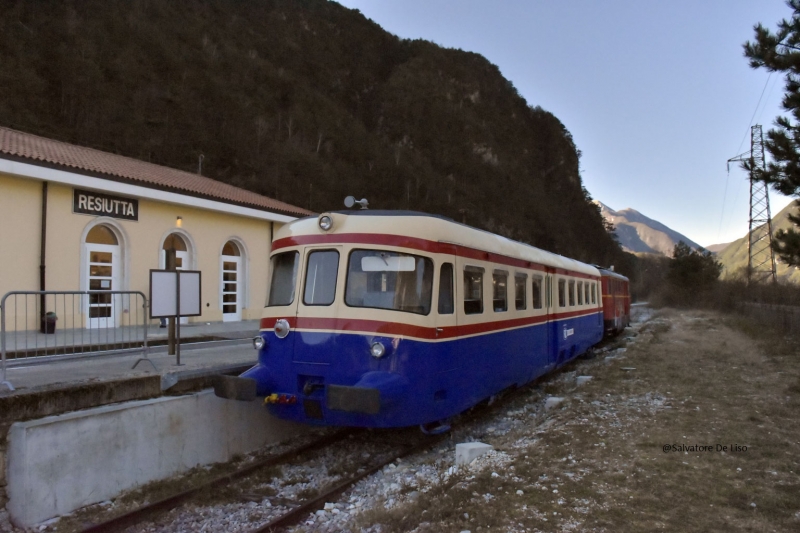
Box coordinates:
[221,240,243,321]
[86,225,119,245]
[222,241,240,257]
[160,232,192,324]
[162,233,188,267]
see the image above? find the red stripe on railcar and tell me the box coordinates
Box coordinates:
[260,309,600,340]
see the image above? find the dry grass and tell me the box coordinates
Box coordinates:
[358,308,800,532]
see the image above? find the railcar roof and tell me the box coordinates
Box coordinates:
[276,211,601,277]
[597,268,629,281]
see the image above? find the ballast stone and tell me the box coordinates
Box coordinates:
[456,442,493,465]
[576,376,593,386]
[545,397,564,411]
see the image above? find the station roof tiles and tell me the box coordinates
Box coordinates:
[0,126,311,217]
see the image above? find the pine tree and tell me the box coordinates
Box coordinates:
[667,241,722,290]
[744,0,800,266]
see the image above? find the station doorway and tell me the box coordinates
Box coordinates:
[85,225,120,328]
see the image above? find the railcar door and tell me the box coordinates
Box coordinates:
[430,256,460,417]
[292,246,343,365]
[545,272,556,371]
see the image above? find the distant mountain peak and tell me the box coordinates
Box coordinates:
[596,201,701,257]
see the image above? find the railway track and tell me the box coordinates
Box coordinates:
[78,335,624,533]
[80,429,355,533]
[249,433,448,533]
[80,428,446,533]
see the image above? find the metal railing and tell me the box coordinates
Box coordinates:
[737,301,800,335]
[1,290,150,392]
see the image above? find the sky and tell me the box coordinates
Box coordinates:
[336,0,796,247]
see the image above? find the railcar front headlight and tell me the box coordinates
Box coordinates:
[318,215,333,231]
[253,336,266,350]
[370,341,386,358]
[274,318,290,339]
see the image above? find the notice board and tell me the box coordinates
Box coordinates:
[149,270,202,318]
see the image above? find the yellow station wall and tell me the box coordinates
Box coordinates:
[0,172,283,329]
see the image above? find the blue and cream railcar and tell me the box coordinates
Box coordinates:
[219,211,604,428]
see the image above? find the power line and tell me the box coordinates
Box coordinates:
[717,167,730,240]
[718,72,775,242]
[737,72,773,155]
[754,72,780,127]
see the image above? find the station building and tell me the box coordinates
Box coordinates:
[0,126,310,329]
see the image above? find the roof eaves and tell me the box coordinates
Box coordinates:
[0,149,312,218]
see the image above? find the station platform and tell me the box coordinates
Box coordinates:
[1,319,262,356]
[0,319,264,414]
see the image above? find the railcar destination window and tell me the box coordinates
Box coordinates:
[267,251,299,306]
[515,273,527,310]
[345,250,433,315]
[464,266,484,315]
[303,250,339,306]
[493,270,508,312]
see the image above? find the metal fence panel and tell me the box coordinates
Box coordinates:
[1,291,149,391]
[737,302,800,335]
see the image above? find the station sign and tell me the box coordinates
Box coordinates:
[73,188,139,221]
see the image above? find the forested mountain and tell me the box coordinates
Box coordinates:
[717,201,800,283]
[0,0,630,270]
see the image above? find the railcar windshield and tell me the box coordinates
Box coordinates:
[303,250,339,306]
[267,251,299,306]
[345,249,433,315]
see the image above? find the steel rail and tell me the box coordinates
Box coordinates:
[80,429,357,533]
[250,432,449,533]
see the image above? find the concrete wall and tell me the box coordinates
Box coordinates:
[6,391,306,527]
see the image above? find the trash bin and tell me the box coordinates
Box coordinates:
[41,312,57,334]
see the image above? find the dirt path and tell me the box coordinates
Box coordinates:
[361,308,800,532]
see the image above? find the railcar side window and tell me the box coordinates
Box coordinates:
[585,282,590,305]
[558,279,566,308]
[345,250,433,315]
[577,281,584,305]
[532,275,543,309]
[568,280,576,306]
[592,283,596,304]
[438,263,454,314]
[463,266,484,315]
[303,250,339,306]
[267,251,299,306]
[514,273,527,310]
[493,270,508,312]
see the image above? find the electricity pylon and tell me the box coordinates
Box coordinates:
[727,125,777,284]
